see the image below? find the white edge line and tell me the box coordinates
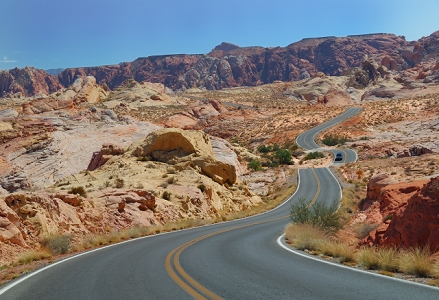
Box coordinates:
[276,234,439,291]
[0,169,302,295]
[325,166,343,204]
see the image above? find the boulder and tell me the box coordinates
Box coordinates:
[132,128,237,184]
[88,143,125,171]
[134,128,215,159]
[22,97,74,115]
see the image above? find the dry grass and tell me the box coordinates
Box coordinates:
[318,240,356,263]
[357,247,380,269]
[284,223,328,251]
[398,247,434,277]
[377,247,399,272]
[15,250,52,265]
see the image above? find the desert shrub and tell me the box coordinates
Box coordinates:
[197,184,206,192]
[382,214,393,222]
[399,247,434,277]
[304,151,325,160]
[115,178,125,188]
[355,222,378,239]
[16,250,51,265]
[257,144,272,153]
[322,134,348,146]
[167,177,175,184]
[68,186,87,198]
[41,234,73,254]
[290,198,343,232]
[357,247,380,269]
[275,149,292,164]
[272,143,280,151]
[248,160,263,171]
[166,167,176,174]
[163,191,171,200]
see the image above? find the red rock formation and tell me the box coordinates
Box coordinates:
[360,175,439,253]
[58,32,439,92]
[0,67,63,97]
[2,31,439,96]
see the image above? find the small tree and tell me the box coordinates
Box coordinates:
[248,160,263,171]
[275,149,292,164]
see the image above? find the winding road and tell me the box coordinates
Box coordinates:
[1,107,438,299]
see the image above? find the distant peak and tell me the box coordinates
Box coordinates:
[213,42,240,52]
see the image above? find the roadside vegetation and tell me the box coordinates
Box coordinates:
[251,143,294,169]
[321,133,349,146]
[285,192,439,286]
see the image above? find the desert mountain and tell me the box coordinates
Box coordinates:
[1,31,439,97]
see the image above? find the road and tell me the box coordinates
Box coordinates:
[1,107,438,299]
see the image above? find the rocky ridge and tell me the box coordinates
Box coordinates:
[2,31,439,97]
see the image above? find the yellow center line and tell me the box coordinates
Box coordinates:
[306,168,321,208]
[165,216,289,299]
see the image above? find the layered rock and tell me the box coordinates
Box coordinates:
[0,67,63,98]
[359,174,439,253]
[2,31,439,97]
[57,32,439,92]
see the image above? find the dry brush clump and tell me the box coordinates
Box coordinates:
[398,247,434,277]
[15,250,52,265]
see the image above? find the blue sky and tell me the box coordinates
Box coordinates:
[1,0,438,70]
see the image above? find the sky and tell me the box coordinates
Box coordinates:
[1,0,439,71]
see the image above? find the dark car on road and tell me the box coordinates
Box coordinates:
[335,152,343,161]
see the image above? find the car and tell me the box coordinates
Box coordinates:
[334,152,343,162]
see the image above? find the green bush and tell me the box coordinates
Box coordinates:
[68,186,87,198]
[275,149,292,164]
[248,160,263,171]
[304,151,325,160]
[290,198,343,232]
[322,134,348,146]
[163,191,171,200]
[257,144,272,153]
[197,184,206,192]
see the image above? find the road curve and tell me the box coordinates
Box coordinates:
[296,107,361,151]
[2,108,438,299]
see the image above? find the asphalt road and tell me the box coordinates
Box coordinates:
[2,107,438,299]
[296,107,362,151]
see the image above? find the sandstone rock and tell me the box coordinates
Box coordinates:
[366,173,396,202]
[87,143,125,171]
[0,67,63,98]
[360,177,439,253]
[132,128,237,184]
[22,97,74,115]
[134,128,215,159]
[0,108,19,119]
[57,32,435,92]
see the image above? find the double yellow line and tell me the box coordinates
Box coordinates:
[164,216,288,299]
[306,168,321,208]
[164,168,322,299]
